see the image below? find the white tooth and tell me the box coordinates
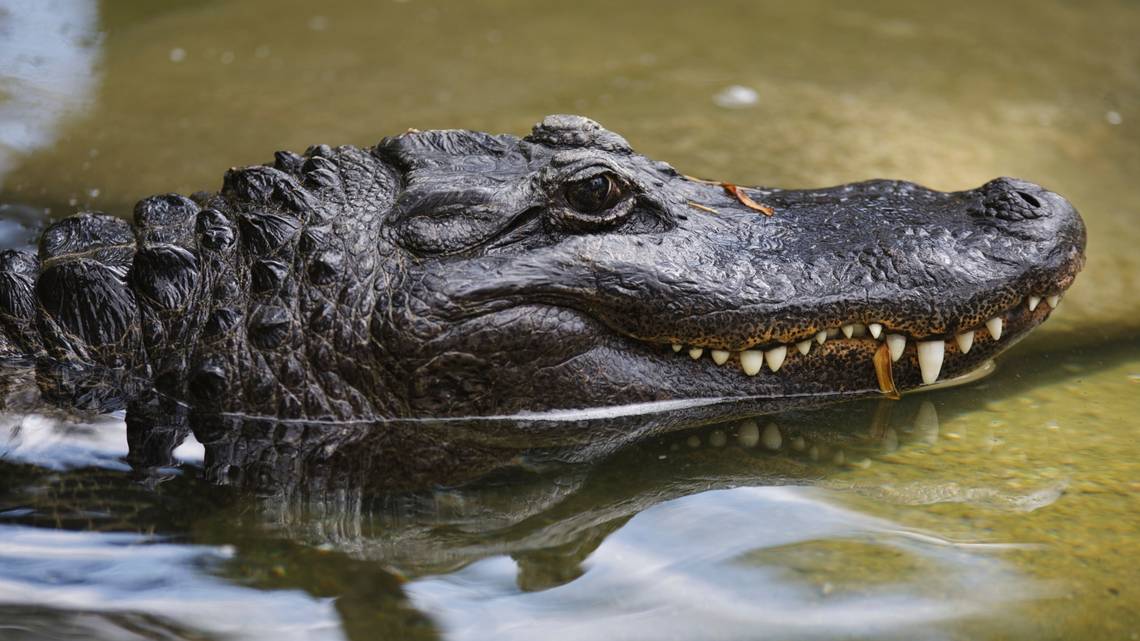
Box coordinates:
[885,334,906,362]
[740,350,764,375]
[917,340,946,385]
[985,317,1003,341]
[761,422,782,450]
[869,323,883,339]
[796,339,812,355]
[955,330,974,354]
[1027,296,1041,311]
[850,323,867,338]
[815,330,828,345]
[688,347,704,359]
[671,343,683,352]
[765,346,787,372]
[841,324,854,338]
[1046,295,1061,308]
[711,349,730,365]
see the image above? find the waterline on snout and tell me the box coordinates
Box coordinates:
[210,359,996,427]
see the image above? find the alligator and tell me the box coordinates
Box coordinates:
[0,115,1085,483]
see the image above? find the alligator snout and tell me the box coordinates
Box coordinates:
[974,177,1079,225]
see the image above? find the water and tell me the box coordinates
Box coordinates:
[1,0,1138,639]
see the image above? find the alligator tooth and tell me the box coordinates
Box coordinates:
[917,340,945,384]
[672,343,683,352]
[765,346,787,372]
[688,347,704,359]
[815,330,828,345]
[1046,294,1061,308]
[1027,296,1041,311]
[740,350,764,376]
[869,323,883,339]
[841,324,855,338]
[796,339,812,355]
[955,330,974,354]
[711,349,730,365]
[985,317,1003,341]
[885,334,906,362]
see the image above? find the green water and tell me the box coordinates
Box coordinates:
[1,1,1138,639]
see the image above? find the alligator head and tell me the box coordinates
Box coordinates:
[0,115,1085,422]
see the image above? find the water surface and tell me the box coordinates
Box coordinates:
[1,1,1138,639]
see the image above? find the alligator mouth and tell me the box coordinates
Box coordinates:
[647,288,1070,396]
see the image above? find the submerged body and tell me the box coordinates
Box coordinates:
[0,116,1084,479]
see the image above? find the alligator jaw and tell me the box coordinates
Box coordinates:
[649,288,1071,397]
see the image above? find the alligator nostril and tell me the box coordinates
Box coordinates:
[1015,191,1041,208]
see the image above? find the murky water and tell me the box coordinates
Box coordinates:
[1,0,1138,639]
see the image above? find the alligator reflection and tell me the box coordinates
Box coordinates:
[255,394,1057,578]
[1,384,1059,640]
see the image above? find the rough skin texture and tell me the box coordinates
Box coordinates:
[0,115,1085,487]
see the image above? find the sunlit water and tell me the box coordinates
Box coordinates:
[1,0,1138,639]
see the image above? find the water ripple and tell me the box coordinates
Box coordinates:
[0,525,344,641]
[408,486,1047,641]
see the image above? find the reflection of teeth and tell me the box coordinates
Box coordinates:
[882,428,899,453]
[816,331,828,345]
[762,422,782,450]
[765,346,787,372]
[796,339,812,355]
[711,349,730,365]
[740,350,764,375]
[791,436,806,451]
[917,340,945,384]
[1028,296,1041,311]
[1046,294,1061,308]
[688,346,704,359]
[915,400,940,443]
[955,330,974,354]
[886,334,906,362]
[672,344,683,352]
[738,420,760,447]
[985,317,1003,341]
[826,328,839,338]
[869,323,883,339]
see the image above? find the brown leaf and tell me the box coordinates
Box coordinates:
[722,183,775,216]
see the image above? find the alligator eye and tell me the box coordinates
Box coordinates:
[565,174,623,214]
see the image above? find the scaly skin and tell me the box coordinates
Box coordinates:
[0,115,1085,484]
